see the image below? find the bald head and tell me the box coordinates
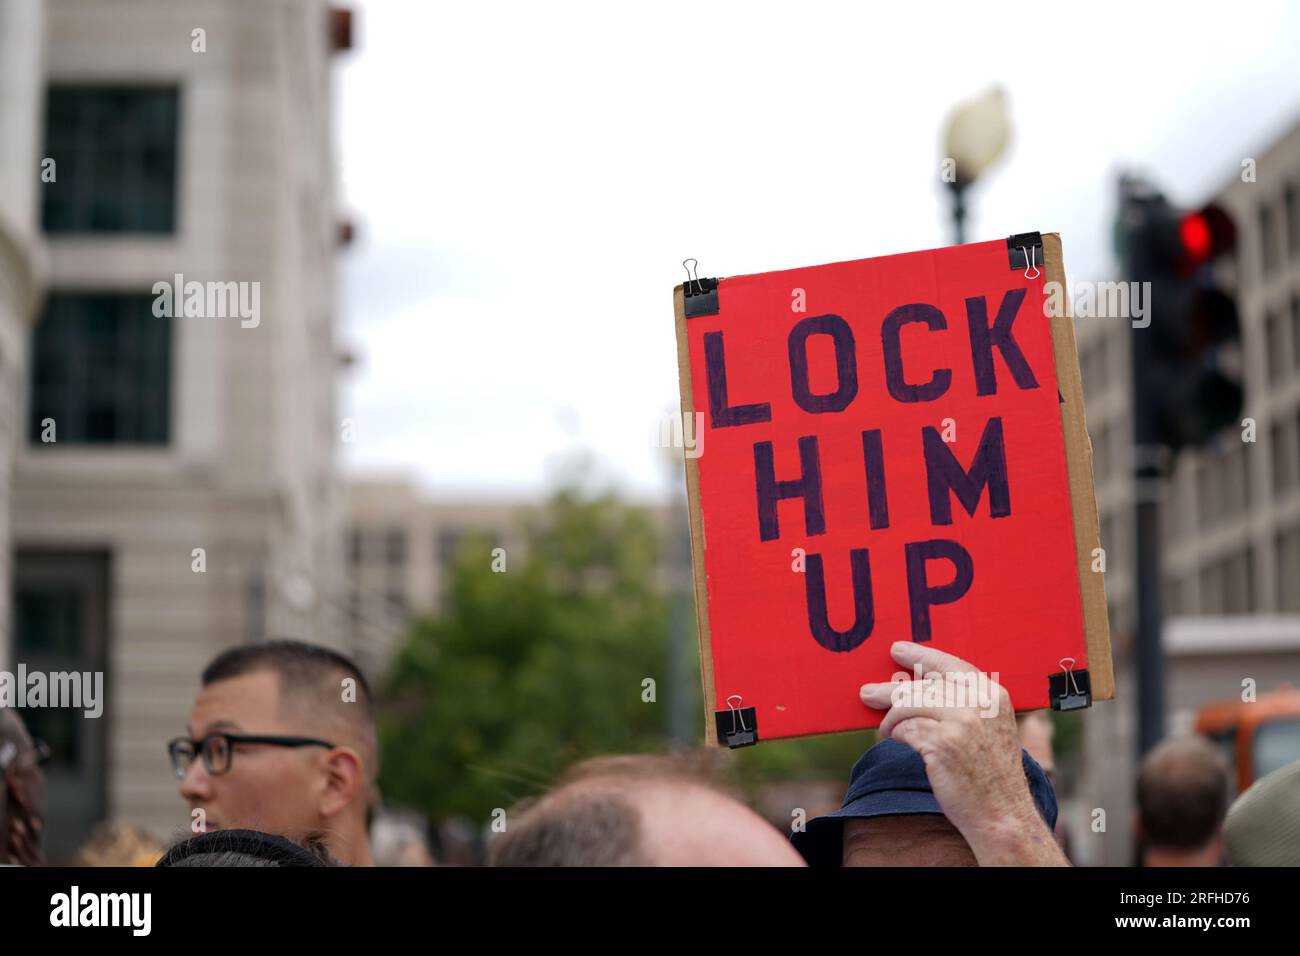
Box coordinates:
[490,754,805,867]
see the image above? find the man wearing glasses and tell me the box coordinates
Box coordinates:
[169,640,378,866]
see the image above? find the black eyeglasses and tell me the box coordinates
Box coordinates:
[167,732,336,779]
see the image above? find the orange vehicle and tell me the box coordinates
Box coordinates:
[1195,687,1300,794]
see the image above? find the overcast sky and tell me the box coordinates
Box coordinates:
[336,0,1300,502]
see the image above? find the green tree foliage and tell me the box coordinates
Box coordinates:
[378,479,888,826]
[378,486,671,820]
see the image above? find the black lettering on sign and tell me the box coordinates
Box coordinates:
[860,429,890,530]
[704,330,772,428]
[804,549,874,653]
[904,539,975,643]
[788,314,858,414]
[922,417,1011,525]
[754,436,826,542]
[881,304,952,403]
[965,289,1039,396]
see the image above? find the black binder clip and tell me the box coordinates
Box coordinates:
[1007,232,1043,278]
[1049,657,1092,712]
[715,694,758,748]
[682,258,719,318]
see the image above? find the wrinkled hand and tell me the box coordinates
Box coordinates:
[859,641,1067,866]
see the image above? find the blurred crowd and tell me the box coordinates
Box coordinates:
[2,637,1297,868]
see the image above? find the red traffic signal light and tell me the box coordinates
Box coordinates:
[1178,203,1236,273]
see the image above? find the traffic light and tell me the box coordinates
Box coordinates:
[1117,176,1242,452]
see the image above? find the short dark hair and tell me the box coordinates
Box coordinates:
[202,639,374,718]
[488,752,731,867]
[201,639,378,786]
[1137,736,1229,850]
[157,829,339,867]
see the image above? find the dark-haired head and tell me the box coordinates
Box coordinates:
[1137,736,1229,865]
[158,828,340,867]
[201,641,374,718]
[174,640,378,866]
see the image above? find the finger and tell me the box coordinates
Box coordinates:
[888,714,941,752]
[861,676,950,710]
[891,640,981,679]
[879,699,951,739]
[860,678,923,709]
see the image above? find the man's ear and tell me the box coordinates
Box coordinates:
[320,747,365,819]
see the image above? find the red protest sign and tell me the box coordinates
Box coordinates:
[673,235,1112,746]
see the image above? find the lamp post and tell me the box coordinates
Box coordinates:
[941,87,1011,245]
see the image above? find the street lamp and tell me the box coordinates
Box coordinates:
[941,87,1011,245]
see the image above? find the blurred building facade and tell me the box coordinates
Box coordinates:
[1071,119,1300,864]
[343,479,690,693]
[0,0,47,671]
[344,480,529,679]
[4,0,351,858]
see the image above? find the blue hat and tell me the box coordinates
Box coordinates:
[790,738,1058,867]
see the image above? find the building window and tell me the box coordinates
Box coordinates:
[1289,411,1300,496]
[385,590,408,620]
[1199,561,1222,614]
[437,530,464,568]
[1286,184,1298,262]
[385,528,407,566]
[435,530,463,606]
[1225,547,1254,614]
[1291,296,1300,372]
[13,550,110,861]
[1259,202,1279,278]
[28,293,171,445]
[1239,438,1252,513]
[1197,457,1223,526]
[1218,444,1244,519]
[1277,527,1300,612]
[1265,310,1285,383]
[1271,420,1293,494]
[42,86,180,234]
